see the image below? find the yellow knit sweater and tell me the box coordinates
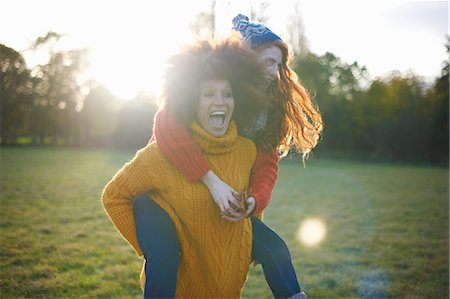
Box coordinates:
[102,121,256,298]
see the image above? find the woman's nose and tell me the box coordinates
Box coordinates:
[265,65,278,81]
[214,94,227,104]
[269,64,278,78]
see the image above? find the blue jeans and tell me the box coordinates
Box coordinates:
[133,194,180,299]
[133,194,301,299]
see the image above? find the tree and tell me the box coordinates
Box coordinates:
[190,1,216,39]
[286,1,308,57]
[362,74,432,161]
[29,31,63,50]
[425,38,449,164]
[294,52,367,102]
[112,92,158,150]
[80,85,120,147]
[250,1,270,23]
[295,48,441,163]
[292,51,368,157]
[29,32,89,145]
[0,44,34,144]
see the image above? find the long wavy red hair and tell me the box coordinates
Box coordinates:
[253,40,323,160]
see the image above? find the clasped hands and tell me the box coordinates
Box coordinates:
[201,170,255,222]
[219,191,255,222]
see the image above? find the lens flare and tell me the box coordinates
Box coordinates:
[297,218,327,247]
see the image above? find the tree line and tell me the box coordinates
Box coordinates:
[1,34,157,150]
[1,33,448,165]
[293,48,448,164]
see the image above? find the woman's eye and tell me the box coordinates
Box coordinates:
[223,90,233,98]
[202,90,214,98]
[264,59,276,67]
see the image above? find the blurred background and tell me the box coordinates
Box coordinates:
[1,0,448,164]
[0,1,448,298]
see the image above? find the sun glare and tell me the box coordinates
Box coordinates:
[7,1,214,101]
[89,45,165,100]
[86,9,190,100]
[297,218,327,247]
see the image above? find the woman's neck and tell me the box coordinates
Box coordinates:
[191,121,238,154]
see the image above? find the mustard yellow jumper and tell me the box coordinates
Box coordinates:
[102,121,256,298]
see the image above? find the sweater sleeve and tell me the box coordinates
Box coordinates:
[153,109,211,182]
[250,148,279,215]
[101,146,160,256]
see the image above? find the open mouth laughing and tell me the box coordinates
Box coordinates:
[209,111,227,128]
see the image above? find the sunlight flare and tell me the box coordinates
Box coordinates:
[297,218,327,247]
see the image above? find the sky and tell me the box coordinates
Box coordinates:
[0,0,448,99]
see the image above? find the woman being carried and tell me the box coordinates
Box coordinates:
[151,14,323,219]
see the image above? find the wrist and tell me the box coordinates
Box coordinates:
[200,170,219,189]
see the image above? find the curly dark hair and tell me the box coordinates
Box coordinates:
[161,36,268,133]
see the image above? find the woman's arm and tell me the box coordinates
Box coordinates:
[154,109,242,217]
[201,170,243,216]
[154,109,210,181]
[248,148,279,215]
[101,146,158,256]
[221,148,279,221]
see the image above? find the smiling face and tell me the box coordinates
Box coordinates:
[256,45,283,87]
[197,79,235,137]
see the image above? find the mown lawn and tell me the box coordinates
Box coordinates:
[0,147,448,298]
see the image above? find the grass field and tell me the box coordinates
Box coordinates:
[0,147,448,299]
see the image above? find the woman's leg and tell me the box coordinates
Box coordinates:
[251,216,303,299]
[133,194,180,299]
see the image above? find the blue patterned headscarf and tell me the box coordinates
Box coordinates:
[232,14,282,49]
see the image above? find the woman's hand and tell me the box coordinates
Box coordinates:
[244,197,256,216]
[201,170,243,218]
[222,197,256,222]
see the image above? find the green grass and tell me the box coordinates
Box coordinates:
[1,147,448,298]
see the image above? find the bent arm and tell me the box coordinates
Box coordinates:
[154,109,210,181]
[101,147,158,256]
[249,148,279,215]
[154,109,242,216]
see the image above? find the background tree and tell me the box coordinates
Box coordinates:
[28,32,89,145]
[286,1,308,57]
[112,92,158,150]
[29,31,63,51]
[363,74,432,162]
[293,51,368,157]
[0,44,34,144]
[190,1,216,39]
[424,39,449,164]
[80,85,120,147]
[293,46,448,164]
[250,1,270,23]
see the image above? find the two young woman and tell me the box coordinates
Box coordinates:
[152,14,322,220]
[103,15,322,299]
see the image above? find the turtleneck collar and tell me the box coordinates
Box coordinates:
[191,120,238,155]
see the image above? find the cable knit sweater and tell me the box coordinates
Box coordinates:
[102,121,256,298]
[153,108,278,214]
